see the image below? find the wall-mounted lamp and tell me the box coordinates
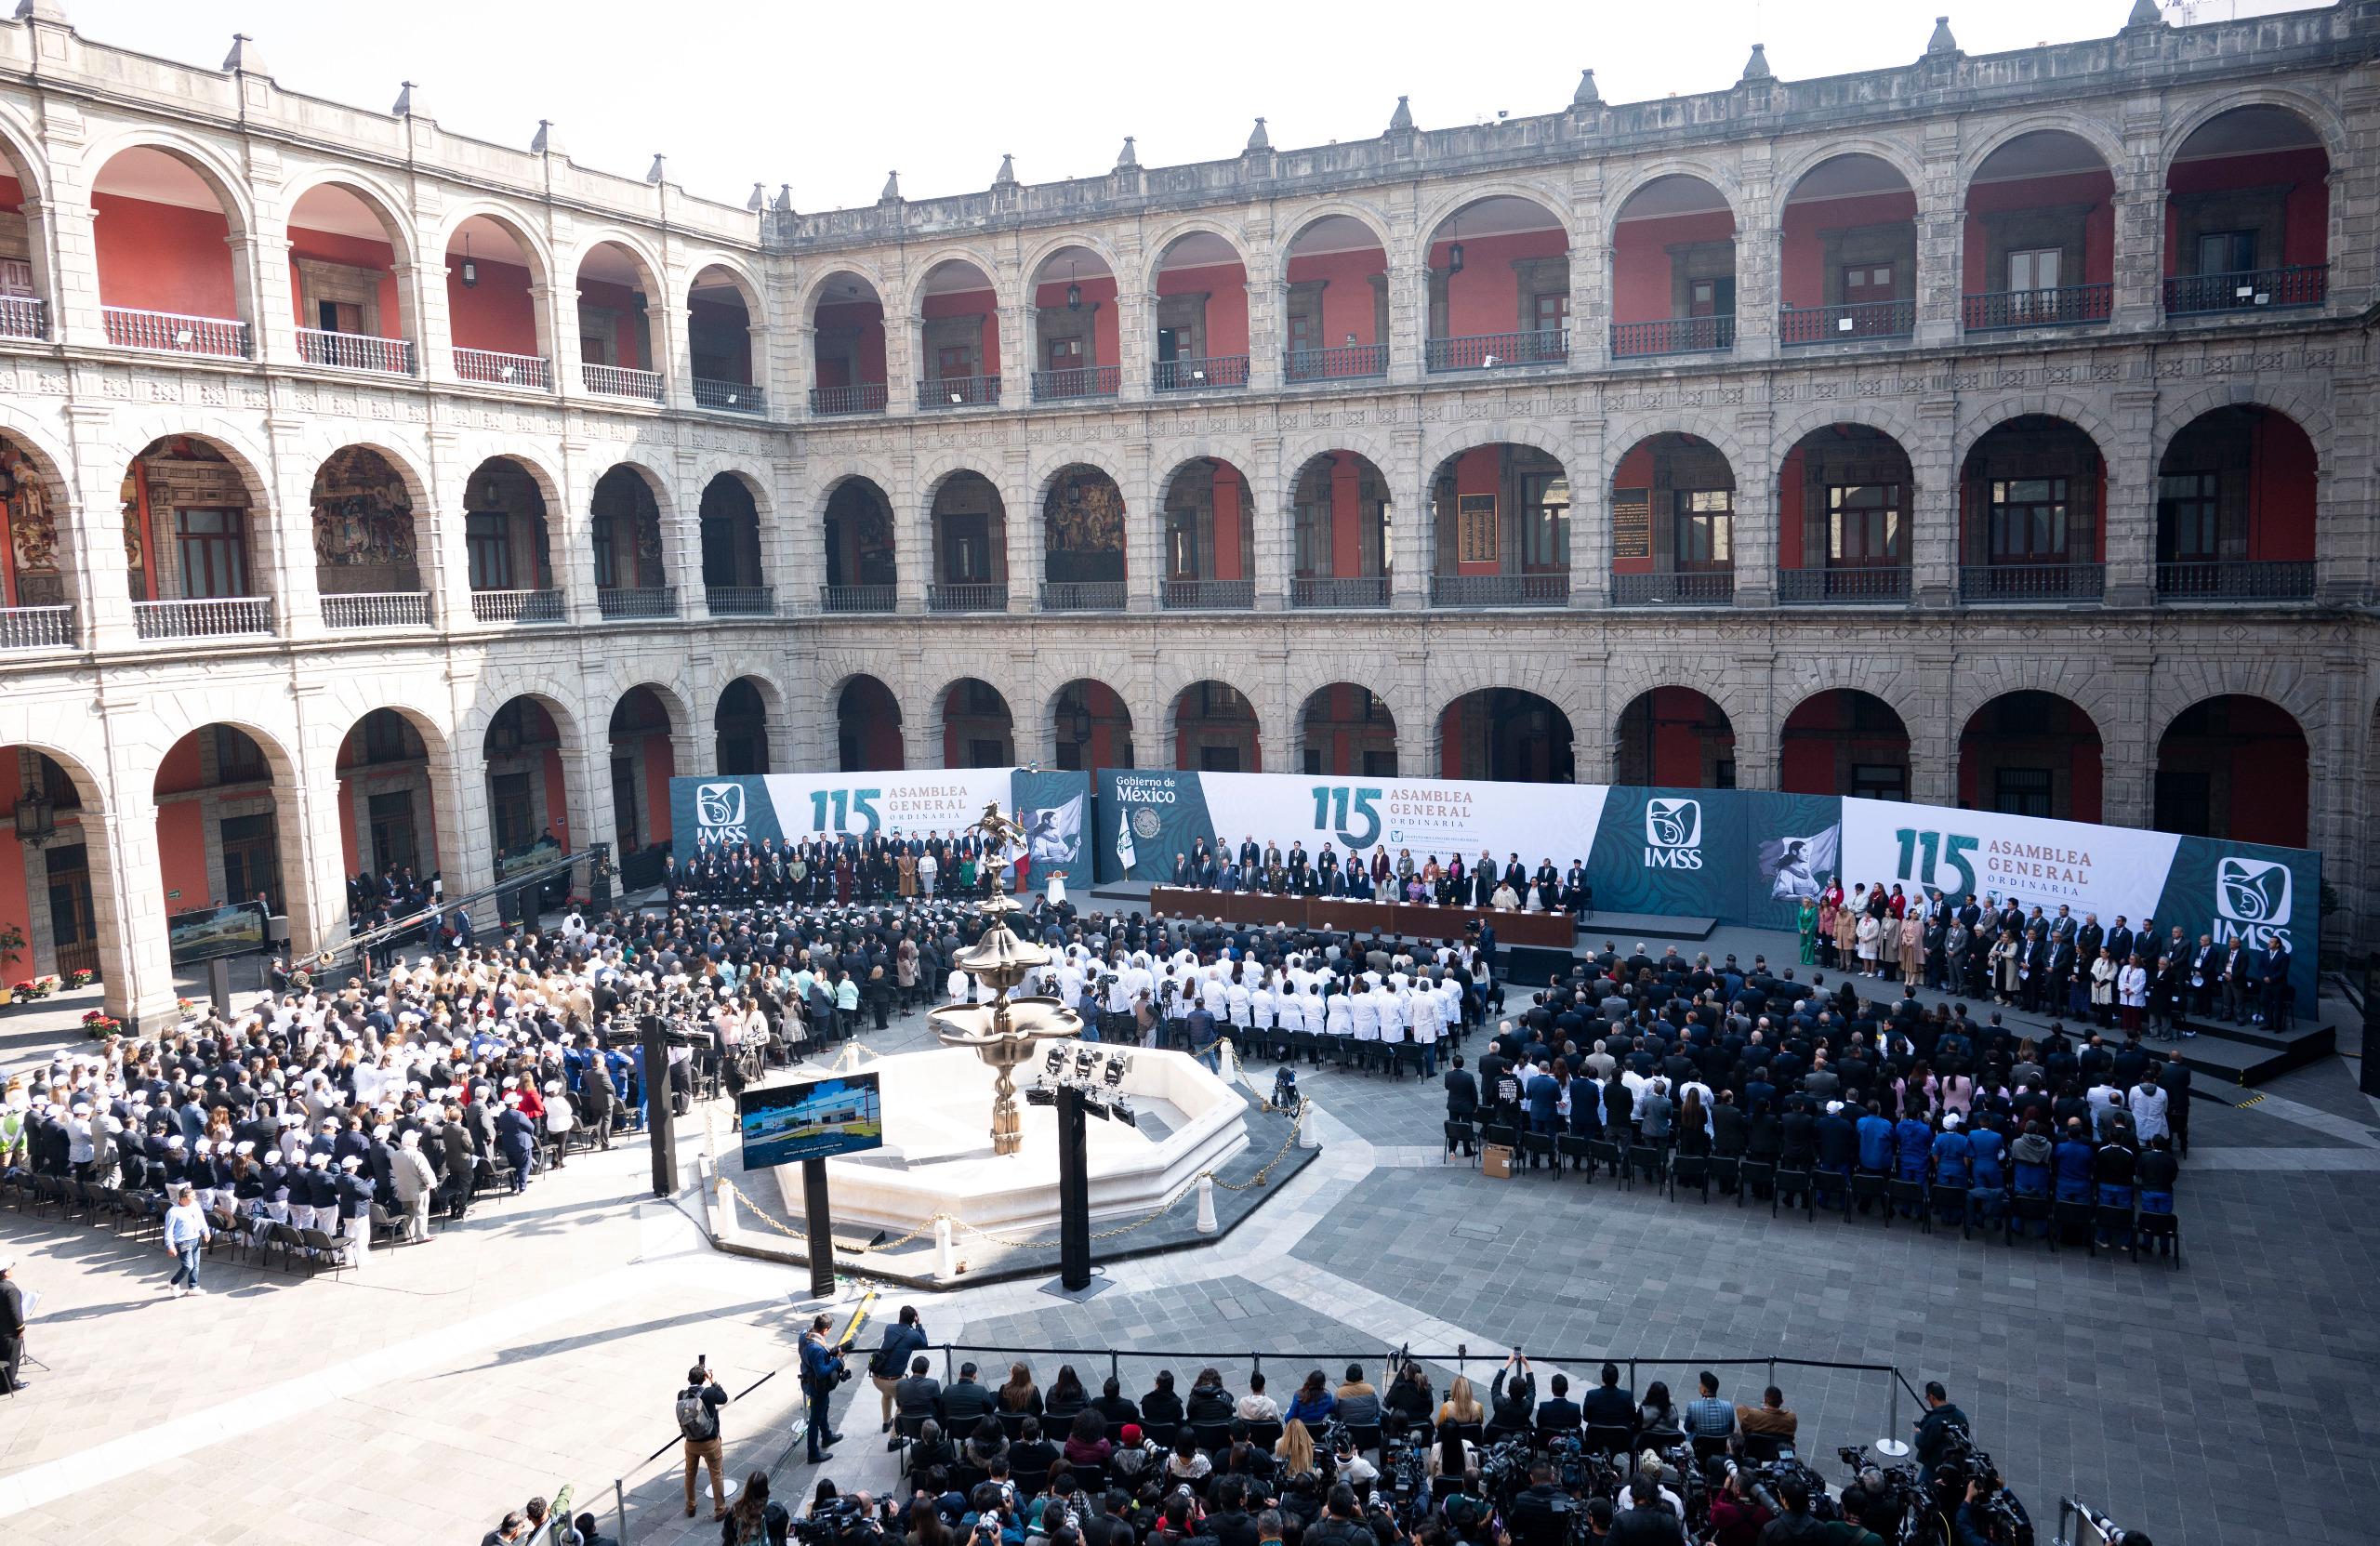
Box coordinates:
[460,233,480,289]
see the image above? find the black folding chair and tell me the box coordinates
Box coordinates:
[1929,1183,1970,1238]
[1772,1167,1815,1221]
[1887,1179,1931,1233]
[2005,1192,2054,1249]
[1519,1131,1558,1173]
[1849,1171,1890,1224]
[2134,1209,2181,1266]
[1444,1119,1480,1164]
[1555,1133,1594,1173]
[1671,1154,1711,1203]
[1626,1143,1663,1188]
[2052,1197,2096,1254]
[1738,1160,1777,1208]
[1586,1139,1623,1183]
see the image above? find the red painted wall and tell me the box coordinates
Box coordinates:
[642,734,675,845]
[1424,228,1567,337]
[1157,261,1250,357]
[286,226,403,337]
[576,276,648,370]
[540,747,571,851]
[1955,699,2102,822]
[1211,463,1245,581]
[2162,148,2329,273]
[0,175,21,213]
[154,734,204,797]
[688,293,754,380]
[156,802,208,908]
[94,193,237,317]
[1649,687,1712,787]
[2250,414,2318,561]
[1778,694,1910,797]
[1328,456,1365,576]
[1284,246,1386,348]
[1082,682,1129,770]
[1778,191,1916,308]
[921,288,1001,377]
[1778,444,1807,570]
[446,254,539,356]
[1452,447,1501,575]
[337,786,359,874]
[1963,169,2116,289]
[1033,274,1120,366]
[1610,209,1734,326]
[813,300,887,387]
[0,781,26,971]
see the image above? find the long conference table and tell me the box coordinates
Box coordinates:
[1147,885,1577,948]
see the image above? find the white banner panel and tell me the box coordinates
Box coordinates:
[751,769,1015,842]
[1193,772,1610,869]
[1838,797,2183,919]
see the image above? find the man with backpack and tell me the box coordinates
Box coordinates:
[678,1360,732,1520]
[800,1314,850,1465]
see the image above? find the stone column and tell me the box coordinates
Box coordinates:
[421,428,475,628]
[1907,649,1958,807]
[2097,647,2156,827]
[537,282,576,397]
[1005,300,1034,404]
[2109,184,2163,332]
[1244,254,1281,391]
[1249,432,1287,611]
[787,323,816,416]
[283,681,357,958]
[891,316,923,416]
[1914,129,1964,348]
[2313,381,2372,604]
[61,401,135,651]
[555,440,602,625]
[891,448,925,614]
[87,789,178,1032]
[1000,455,1034,615]
[245,231,299,367]
[1731,409,1777,608]
[1568,178,1608,370]
[671,450,710,621]
[1116,287,1153,402]
[1568,415,1608,607]
[1122,443,1158,614]
[38,131,102,350]
[265,416,324,641]
[1385,261,1424,383]
[1911,395,1960,607]
[2102,388,2159,607]
[1389,426,1428,610]
[403,242,456,385]
[1732,159,1779,362]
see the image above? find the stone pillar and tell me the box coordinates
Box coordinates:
[1568,657,1611,785]
[891,448,925,614]
[1245,253,1281,391]
[2102,389,2160,607]
[537,282,576,397]
[87,789,178,1032]
[402,244,455,385]
[283,681,356,958]
[1005,300,1034,404]
[420,429,475,628]
[265,416,325,641]
[1001,456,1035,614]
[1731,409,1777,608]
[1732,159,1779,362]
[556,441,602,625]
[1390,427,1428,611]
[1911,395,1960,607]
[245,231,299,367]
[1907,650,1958,807]
[1249,432,1287,611]
[668,302,699,407]
[1729,653,1778,790]
[2314,378,2373,603]
[1122,443,1158,614]
[1568,415,1607,607]
[787,322,817,416]
[891,316,923,416]
[2109,186,2163,332]
[1395,649,1435,776]
[776,456,814,617]
[1116,287,1153,402]
[2098,648,2156,827]
[39,132,102,350]
[1914,129,1964,349]
[1567,177,1608,370]
[1385,261,1424,384]
[671,451,711,621]
[61,402,135,651]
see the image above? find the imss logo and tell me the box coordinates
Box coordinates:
[695,781,748,847]
[2213,855,2293,951]
[1643,798,1704,869]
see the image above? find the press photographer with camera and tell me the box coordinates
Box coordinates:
[677,1359,733,1520]
[1503,1459,1573,1546]
[800,1314,853,1465]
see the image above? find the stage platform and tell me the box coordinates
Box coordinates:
[1082,881,1712,948]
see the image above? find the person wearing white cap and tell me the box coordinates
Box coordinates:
[334,1154,374,1269]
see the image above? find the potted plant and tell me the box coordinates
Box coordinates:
[81,1008,120,1038]
[11,978,46,1002]
[0,919,22,1005]
[66,967,94,989]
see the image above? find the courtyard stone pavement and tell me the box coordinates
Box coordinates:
[2,993,2376,1546]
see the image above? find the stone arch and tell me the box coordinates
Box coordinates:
[1029,450,1131,509]
[1772,657,1924,736]
[0,109,51,204]
[603,677,694,737]
[1778,685,1914,799]
[1603,160,1744,227]
[279,165,423,268]
[813,462,901,517]
[431,203,556,287]
[1958,116,2128,186]
[1276,429,1401,509]
[112,417,278,509]
[1143,221,1255,293]
[1411,180,1574,271]
[1955,688,2106,825]
[1419,420,1574,476]
[81,129,258,236]
[1612,684,1737,789]
[798,262,890,324]
[2150,383,2331,467]
[1018,230,1129,293]
[1950,395,2118,468]
[903,245,1013,316]
[1167,677,1265,773]
[1772,139,1927,208]
[1947,663,2115,753]
[682,253,771,329]
[1767,396,1924,453]
[1293,680,1402,777]
[2160,86,2348,175]
[1437,683,1580,784]
[564,227,669,297]
[2147,663,2327,751]
[457,677,590,764]
[1603,415,1751,480]
[1276,200,1400,261]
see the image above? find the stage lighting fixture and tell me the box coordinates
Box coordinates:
[1026,1083,1056,1107]
[1080,1092,1110,1120]
[1103,1052,1131,1087]
[1074,1048,1101,1078]
[1044,1045,1067,1076]
[1109,1098,1139,1128]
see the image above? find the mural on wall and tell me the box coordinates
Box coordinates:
[310,446,416,568]
[0,437,58,579]
[1046,469,1125,553]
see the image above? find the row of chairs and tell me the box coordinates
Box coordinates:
[0,1169,429,1279]
[1249,1029,1460,1079]
[1450,1120,2181,1265]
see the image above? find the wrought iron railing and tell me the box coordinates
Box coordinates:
[597,586,676,619]
[920,375,1001,409]
[2152,560,2317,602]
[1290,575,1391,609]
[818,584,896,614]
[1032,364,1122,403]
[1961,284,2112,332]
[1778,298,1914,346]
[1776,566,1910,603]
[810,381,888,416]
[0,294,48,341]
[321,591,430,629]
[0,604,73,650]
[1160,578,1255,610]
[582,363,665,403]
[469,588,564,625]
[2163,264,2327,317]
[103,306,249,358]
[297,328,414,375]
[132,597,272,640]
[1423,328,1568,372]
[704,585,775,615]
[1429,572,1569,607]
[926,582,1008,613]
[694,377,765,414]
[1154,355,1250,391]
[1609,570,1735,606]
[1611,314,1734,358]
[1283,343,1387,382]
[1958,562,2107,602]
[1039,580,1129,612]
[454,347,552,390]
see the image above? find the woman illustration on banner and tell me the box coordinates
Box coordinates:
[1796,894,1819,965]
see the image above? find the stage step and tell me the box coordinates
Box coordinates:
[2174,1016,2334,1087]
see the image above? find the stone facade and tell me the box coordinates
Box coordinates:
[0,3,2374,1029]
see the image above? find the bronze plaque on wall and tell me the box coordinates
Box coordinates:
[1612,487,1652,560]
[1457,493,1498,564]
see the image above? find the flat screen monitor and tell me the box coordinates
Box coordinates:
[737,1072,884,1170]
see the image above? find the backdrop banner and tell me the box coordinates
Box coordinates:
[671,769,1091,873]
[1097,769,1610,886]
[1584,787,1842,934]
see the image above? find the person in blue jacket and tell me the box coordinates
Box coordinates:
[2052,1119,2096,1204]
[1964,1117,2006,1223]
[1929,1115,1971,1222]
[1893,1107,1933,1215]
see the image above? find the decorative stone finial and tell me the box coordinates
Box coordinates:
[391,80,423,117]
[12,2,70,24]
[747,182,765,212]
[222,33,267,75]
[1926,16,1958,55]
[1115,136,1138,170]
[993,153,1016,187]
[645,154,667,185]
[531,119,562,155]
[879,169,902,201]
[2125,0,2165,26]
[1572,69,1601,107]
[1245,117,1271,152]
[1386,95,1413,133]
[771,184,795,213]
[1740,43,1772,82]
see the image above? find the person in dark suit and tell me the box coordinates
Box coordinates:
[495,1099,537,1194]
[1443,1056,1479,1156]
[1579,1364,1634,1429]
[0,1256,25,1393]
[1533,1372,1581,1434]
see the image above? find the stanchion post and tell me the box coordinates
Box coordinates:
[802,1155,835,1300]
[642,1015,678,1198]
[614,1477,627,1546]
[1055,1083,1092,1290]
[1887,1371,1899,1448]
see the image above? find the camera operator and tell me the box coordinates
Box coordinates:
[1753,1475,1824,1546]
[1824,1487,1886,1546]
[800,1313,851,1465]
[868,1305,929,1434]
[1911,1382,1969,1473]
[676,1359,733,1521]
[1705,1463,1773,1546]
[1305,1485,1373,1546]
[1503,1460,1572,1546]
